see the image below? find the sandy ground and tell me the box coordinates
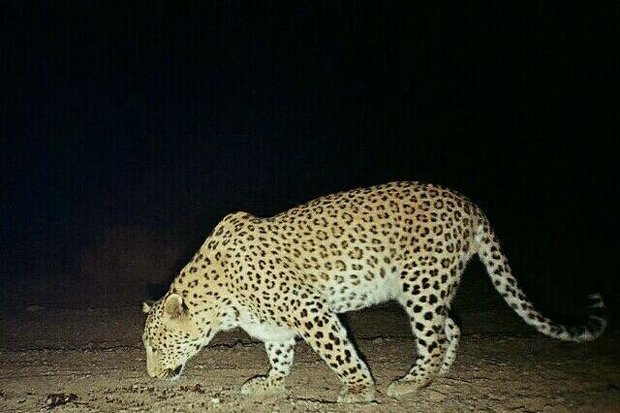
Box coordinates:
[1,303,618,413]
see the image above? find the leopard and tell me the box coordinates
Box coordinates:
[142,181,606,403]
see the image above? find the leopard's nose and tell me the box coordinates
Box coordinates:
[164,365,183,379]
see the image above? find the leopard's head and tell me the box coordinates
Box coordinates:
[141,293,206,380]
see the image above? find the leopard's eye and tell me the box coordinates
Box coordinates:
[146,342,158,354]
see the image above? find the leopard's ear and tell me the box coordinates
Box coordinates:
[163,293,186,319]
[142,300,155,314]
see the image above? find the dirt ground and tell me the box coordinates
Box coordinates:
[1,302,618,413]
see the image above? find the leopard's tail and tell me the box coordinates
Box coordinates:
[475,216,606,342]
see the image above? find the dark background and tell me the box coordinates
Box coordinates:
[1,2,617,320]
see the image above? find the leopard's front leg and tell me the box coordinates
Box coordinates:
[241,338,296,397]
[296,309,376,403]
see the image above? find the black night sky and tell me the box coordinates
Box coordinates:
[1,2,618,315]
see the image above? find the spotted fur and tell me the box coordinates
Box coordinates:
[142,181,606,402]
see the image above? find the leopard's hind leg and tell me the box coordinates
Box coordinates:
[388,262,463,398]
